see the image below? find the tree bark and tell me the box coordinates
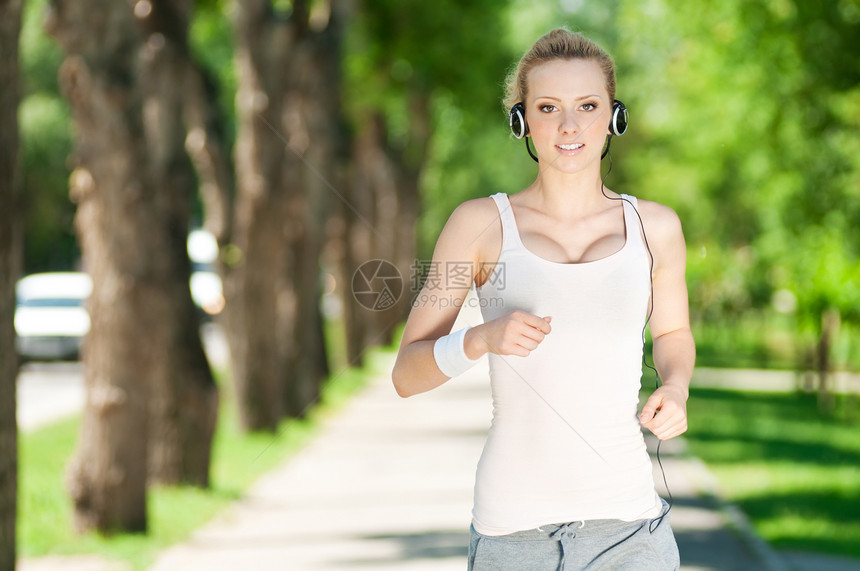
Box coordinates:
[817,308,840,414]
[49,0,152,530]
[339,91,429,361]
[340,114,389,367]
[47,0,176,532]
[391,90,429,324]
[0,0,23,565]
[135,0,219,488]
[226,0,292,431]
[280,11,347,417]
[227,0,343,429]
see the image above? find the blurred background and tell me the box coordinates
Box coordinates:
[0,0,858,569]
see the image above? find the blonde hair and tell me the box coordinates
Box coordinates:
[503,28,617,111]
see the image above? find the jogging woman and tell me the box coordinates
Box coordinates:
[392,28,694,570]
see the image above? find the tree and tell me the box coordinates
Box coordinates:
[135,0,220,487]
[338,0,514,363]
[218,0,346,430]
[47,0,154,531]
[47,0,218,531]
[0,0,23,564]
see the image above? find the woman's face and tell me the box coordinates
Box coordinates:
[524,58,611,172]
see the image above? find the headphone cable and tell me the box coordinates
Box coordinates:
[600,143,674,532]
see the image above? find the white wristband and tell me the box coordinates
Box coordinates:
[433,327,480,378]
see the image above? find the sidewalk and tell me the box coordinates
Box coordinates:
[148,353,787,571]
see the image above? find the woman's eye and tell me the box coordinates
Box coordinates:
[539,104,557,113]
[581,102,597,111]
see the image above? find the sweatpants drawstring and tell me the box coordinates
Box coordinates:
[550,523,577,570]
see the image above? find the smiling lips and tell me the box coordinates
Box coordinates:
[557,143,584,152]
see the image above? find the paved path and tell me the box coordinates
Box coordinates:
[148,353,783,571]
[17,362,84,432]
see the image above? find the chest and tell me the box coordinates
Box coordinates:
[514,207,627,264]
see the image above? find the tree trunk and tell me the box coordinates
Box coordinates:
[136,0,219,488]
[817,308,840,414]
[48,0,153,532]
[225,0,293,431]
[391,91,429,324]
[228,0,344,429]
[367,113,402,346]
[0,0,23,565]
[373,91,430,342]
[339,92,430,359]
[280,17,348,417]
[338,115,381,368]
[179,26,234,245]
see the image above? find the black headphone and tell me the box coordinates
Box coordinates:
[509,102,529,139]
[509,99,629,139]
[609,99,628,137]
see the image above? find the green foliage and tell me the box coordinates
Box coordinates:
[417,94,532,258]
[188,0,237,150]
[608,0,860,365]
[344,0,522,258]
[19,93,77,273]
[685,388,860,557]
[19,0,78,272]
[20,0,63,98]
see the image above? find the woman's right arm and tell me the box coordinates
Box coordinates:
[392,199,551,397]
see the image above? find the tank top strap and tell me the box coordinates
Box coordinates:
[489,193,519,251]
[619,194,644,250]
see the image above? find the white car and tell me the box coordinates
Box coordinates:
[15,272,92,361]
[15,232,223,361]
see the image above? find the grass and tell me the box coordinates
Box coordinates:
[691,314,860,371]
[19,333,396,570]
[684,388,860,558]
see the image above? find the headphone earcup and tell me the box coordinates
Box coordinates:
[509,103,528,139]
[610,99,628,137]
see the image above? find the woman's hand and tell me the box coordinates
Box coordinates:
[639,384,688,440]
[467,310,552,358]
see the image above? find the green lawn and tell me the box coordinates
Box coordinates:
[684,388,860,558]
[19,342,395,570]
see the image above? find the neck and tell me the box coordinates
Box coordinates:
[523,162,615,216]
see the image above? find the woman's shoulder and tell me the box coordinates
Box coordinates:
[629,196,685,247]
[436,195,503,259]
[450,195,501,218]
[628,196,681,227]
[445,195,502,233]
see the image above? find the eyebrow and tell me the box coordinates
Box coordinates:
[534,94,602,101]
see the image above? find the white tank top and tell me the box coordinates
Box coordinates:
[472,192,662,536]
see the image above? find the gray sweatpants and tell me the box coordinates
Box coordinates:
[468,500,679,570]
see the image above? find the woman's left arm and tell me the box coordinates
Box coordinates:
[638,203,696,440]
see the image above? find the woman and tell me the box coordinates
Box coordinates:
[392,28,694,570]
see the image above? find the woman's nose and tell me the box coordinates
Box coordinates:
[559,111,579,134]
